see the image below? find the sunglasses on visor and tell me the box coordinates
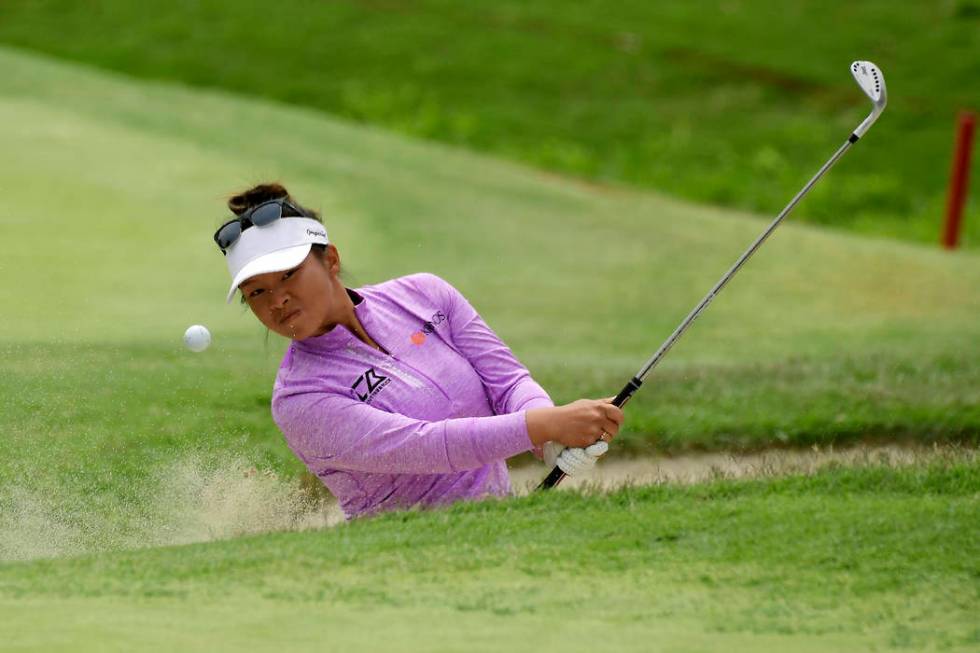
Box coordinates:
[213,197,307,253]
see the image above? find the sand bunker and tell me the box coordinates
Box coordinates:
[0,454,344,563]
[0,442,970,563]
[508,442,972,494]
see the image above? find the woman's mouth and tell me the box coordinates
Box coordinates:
[279,309,301,325]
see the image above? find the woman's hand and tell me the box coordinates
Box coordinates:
[525,397,625,449]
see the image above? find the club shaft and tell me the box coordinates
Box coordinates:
[635,136,855,384]
[537,135,858,492]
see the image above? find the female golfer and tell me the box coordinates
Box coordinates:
[216,183,624,520]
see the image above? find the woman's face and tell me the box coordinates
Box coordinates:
[239,245,344,340]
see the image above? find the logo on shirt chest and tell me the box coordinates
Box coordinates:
[410,310,447,345]
[351,367,390,403]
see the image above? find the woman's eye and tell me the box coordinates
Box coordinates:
[249,289,264,298]
[283,269,297,280]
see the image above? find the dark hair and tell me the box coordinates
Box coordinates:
[227,182,320,220]
[226,182,336,306]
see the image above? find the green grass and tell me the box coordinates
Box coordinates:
[1,39,979,652]
[2,462,978,651]
[0,0,977,246]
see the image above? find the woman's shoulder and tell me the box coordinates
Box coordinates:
[270,342,354,422]
[371,271,452,294]
[272,342,320,393]
[360,272,458,307]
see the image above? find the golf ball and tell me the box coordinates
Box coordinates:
[183,324,211,353]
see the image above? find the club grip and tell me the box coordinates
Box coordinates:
[611,376,643,408]
[535,377,643,491]
[536,465,566,491]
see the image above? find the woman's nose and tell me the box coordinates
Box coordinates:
[270,288,290,310]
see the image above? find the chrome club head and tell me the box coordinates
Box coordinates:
[850,60,887,139]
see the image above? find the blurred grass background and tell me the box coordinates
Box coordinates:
[0,0,977,246]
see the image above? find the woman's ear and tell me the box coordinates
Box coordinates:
[326,244,341,276]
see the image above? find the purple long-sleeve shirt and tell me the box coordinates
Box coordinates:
[271,272,554,520]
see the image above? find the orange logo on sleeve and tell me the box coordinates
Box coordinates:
[410,332,426,345]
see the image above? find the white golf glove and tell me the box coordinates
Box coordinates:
[543,441,564,468]
[546,441,609,477]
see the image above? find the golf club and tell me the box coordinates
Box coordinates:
[538,60,888,491]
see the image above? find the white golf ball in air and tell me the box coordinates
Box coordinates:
[183,324,211,353]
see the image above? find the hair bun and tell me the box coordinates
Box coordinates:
[227,182,289,216]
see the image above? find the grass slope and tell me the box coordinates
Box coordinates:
[1,462,978,651]
[0,1,977,246]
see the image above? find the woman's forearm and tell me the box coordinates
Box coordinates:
[525,407,557,448]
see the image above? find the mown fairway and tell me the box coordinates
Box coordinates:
[1,43,978,651]
[0,1,977,245]
[3,463,979,652]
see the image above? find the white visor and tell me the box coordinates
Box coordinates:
[223,217,329,303]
